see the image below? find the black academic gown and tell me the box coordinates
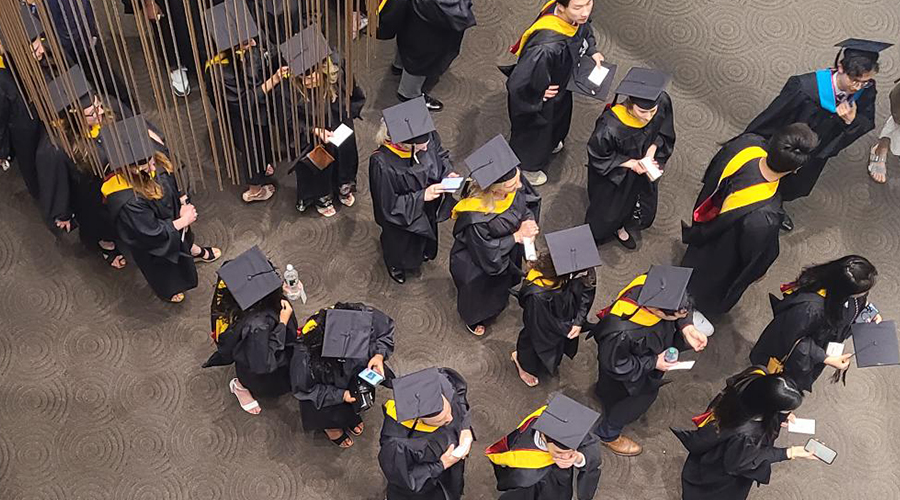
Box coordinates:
[397,0,476,77]
[673,421,789,500]
[505,11,596,172]
[206,47,274,185]
[585,94,676,241]
[104,172,198,299]
[204,308,299,397]
[743,70,876,201]
[0,61,42,199]
[291,304,395,430]
[369,134,454,271]
[515,269,595,376]
[681,134,783,315]
[749,290,862,393]
[379,368,472,500]
[450,186,541,326]
[486,409,601,500]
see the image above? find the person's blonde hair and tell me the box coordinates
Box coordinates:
[126,152,174,201]
[55,102,116,173]
[462,170,518,211]
[290,56,341,102]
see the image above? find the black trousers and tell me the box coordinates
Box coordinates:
[594,376,660,442]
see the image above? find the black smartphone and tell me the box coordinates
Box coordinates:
[804,438,837,465]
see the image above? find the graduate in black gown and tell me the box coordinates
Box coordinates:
[379,367,474,500]
[749,255,878,393]
[370,97,457,283]
[485,394,601,500]
[393,0,476,111]
[504,0,603,186]
[203,0,288,203]
[204,246,298,415]
[673,368,819,500]
[280,25,366,217]
[590,266,709,457]
[511,225,598,387]
[450,135,542,336]
[681,124,818,315]
[291,303,395,448]
[585,68,676,249]
[742,39,891,230]
[101,118,221,302]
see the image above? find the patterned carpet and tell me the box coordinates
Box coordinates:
[2,1,899,498]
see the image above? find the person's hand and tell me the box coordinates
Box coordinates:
[656,351,678,372]
[781,412,796,428]
[343,390,357,404]
[55,219,72,232]
[592,52,605,65]
[279,299,293,324]
[424,184,443,202]
[552,450,583,469]
[682,325,708,352]
[543,84,560,101]
[825,352,852,370]
[143,0,163,21]
[514,220,540,243]
[0,158,10,171]
[367,353,385,376]
[873,313,883,324]
[455,429,474,459]
[272,65,290,85]
[837,101,857,125]
[787,446,816,460]
[440,444,461,469]
[179,204,197,225]
[567,325,582,339]
[622,159,646,174]
[446,172,461,178]
[313,128,334,143]
[179,194,190,205]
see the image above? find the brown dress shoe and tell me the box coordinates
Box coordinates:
[602,435,643,456]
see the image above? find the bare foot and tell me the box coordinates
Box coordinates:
[467,324,485,336]
[511,351,539,387]
[325,428,353,448]
[229,378,260,415]
[169,293,185,303]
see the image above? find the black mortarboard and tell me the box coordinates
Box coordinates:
[835,38,893,60]
[545,224,601,275]
[278,24,330,76]
[322,309,373,359]
[46,65,93,113]
[392,367,446,421]
[204,0,259,54]
[20,4,44,41]
[532,394,600,450]
[615,67,669,109]
[99,115,160,169]
[382,97,436,144]
[216,246,281,310]
[567,58,617,101]
[637,265,692,311]
[851,320,899,368]
[464,135,519,189]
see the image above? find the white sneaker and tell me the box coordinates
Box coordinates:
[551,141,564,154]
[170,67,190,97]
[523,170,548,186]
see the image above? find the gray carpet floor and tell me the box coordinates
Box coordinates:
[2,0,900,498]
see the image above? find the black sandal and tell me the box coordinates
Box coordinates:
[348,422,364,437]
[101,247,126,269]
[193,246,220,263]
[325,430,353,448]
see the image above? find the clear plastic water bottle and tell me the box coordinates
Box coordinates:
[283,264,307,304]
[664,347,679,363]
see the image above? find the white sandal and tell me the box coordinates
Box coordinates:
[229,378,260,414]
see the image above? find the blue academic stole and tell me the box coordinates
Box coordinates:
[815,69,864,113]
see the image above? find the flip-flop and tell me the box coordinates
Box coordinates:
[242,184,275,203]
[325,430,353,448]
[193,246,221,263]
[169,293,185,303]
[465,324,485,336]
[101,247,127,269]
[229,378,260,414]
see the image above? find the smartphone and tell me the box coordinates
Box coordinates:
[856,303,879,324]
[804,438,837,465]
[358,368,385,387]
[439,177,465,192]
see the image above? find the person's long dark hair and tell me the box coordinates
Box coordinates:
[711,367,803,441]
[793,255,877,336]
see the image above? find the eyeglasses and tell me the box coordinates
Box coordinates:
[847,78,874,90]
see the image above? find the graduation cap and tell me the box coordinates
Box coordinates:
[545,224,601,275]
[615,67,669,109]
[532,394,600,450]
[99,115,160,169]
[567,58,617,101]
[464,135,520,189]
[19,4,43,41]
[278,24,330,76]
[216,246,282,310]
[851,320,899,368]
[204,0,260,54]
[835,38,893,64]
[322,309,373,359]
[392,367,446,422]
[46,65,93,113]
[382,97,436,144]
[636,265,693,311]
